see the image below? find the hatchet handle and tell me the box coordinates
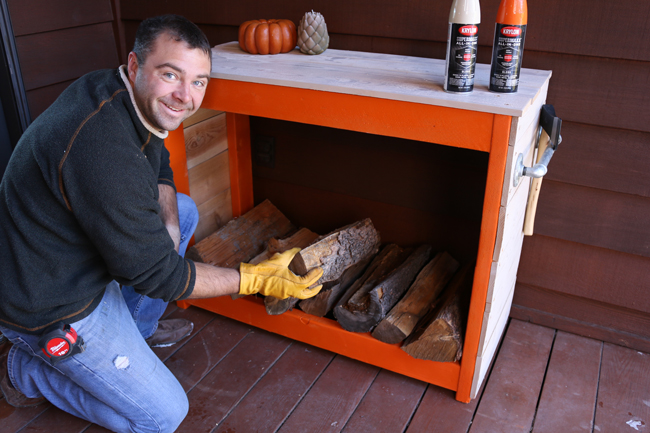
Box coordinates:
[523,129,550,236]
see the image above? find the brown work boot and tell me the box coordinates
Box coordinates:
[0,333,8,357]
[0,338,47,408]
[145,319,194,348]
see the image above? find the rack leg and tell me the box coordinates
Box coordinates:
[455,114,511,402]
[226,113,254,217]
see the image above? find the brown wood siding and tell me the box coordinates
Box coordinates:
[117,0,650,352]
[7,0,121,119]
[9,0,114,36]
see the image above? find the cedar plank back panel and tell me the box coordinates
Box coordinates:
[7,0,122,120]
[119,0,650,353]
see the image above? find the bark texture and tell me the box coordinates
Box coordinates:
[401,264,474,362]
[334,244,433,333]
[267,219,380,315]
[372,252,460,344]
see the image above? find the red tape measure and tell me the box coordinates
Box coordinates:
[38,323,85,364]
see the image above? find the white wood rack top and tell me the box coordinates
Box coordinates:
[211,42,552,118]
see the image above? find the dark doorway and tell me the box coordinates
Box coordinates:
[0,0,30,179]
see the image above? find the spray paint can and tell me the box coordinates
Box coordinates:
[489,0,528,93]
[444,0,481,93]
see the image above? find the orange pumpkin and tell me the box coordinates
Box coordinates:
[238,19,297,55]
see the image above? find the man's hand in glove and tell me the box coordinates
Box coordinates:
[239,248,323,299]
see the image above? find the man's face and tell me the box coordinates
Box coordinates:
[127,33,211,131]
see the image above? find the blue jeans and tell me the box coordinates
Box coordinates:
[0,193,199,433]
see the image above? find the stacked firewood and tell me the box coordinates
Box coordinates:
[187,200,474,363]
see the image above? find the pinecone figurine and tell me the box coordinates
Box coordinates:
[297,11,329,55]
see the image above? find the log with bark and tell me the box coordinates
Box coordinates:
[298,254,374,317]
[334,244,433,333]
[371,252,460,344]
[265,218,381,315]
[185,199,295,268]
[400,264,474,362]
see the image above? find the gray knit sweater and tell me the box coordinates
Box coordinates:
[0,67,196,333]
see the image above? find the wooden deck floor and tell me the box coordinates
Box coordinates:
[2,305,649,433]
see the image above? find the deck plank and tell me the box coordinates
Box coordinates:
[175,330,291,433]
[14,405,89,433]
[0,400,52,433]
[342,369,427,433]
[152,305,218,361]
[532,331,602,433]
[277,356,380,433]
[406,383,483,433]
[165,315,253,392]
[6,312,650,433]
[469,319,555,433]
[594,343,650,432]
[214,342,334,433]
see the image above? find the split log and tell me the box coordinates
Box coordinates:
[186,199,295,268]
[334,244,433,333]
[265,218,381,315]
[371,252,460,344]
[333,244,408,314]
[401,264,474,363]
[298,254,374,317]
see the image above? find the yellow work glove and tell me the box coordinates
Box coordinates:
[239,248,324,299]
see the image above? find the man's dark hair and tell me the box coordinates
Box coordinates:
[133,15,211,66]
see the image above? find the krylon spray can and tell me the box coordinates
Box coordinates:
[444,0,481,93]
[489,0,528,93]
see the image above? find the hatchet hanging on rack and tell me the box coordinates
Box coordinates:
[513,104,562,236]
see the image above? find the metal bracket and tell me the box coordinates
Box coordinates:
[513,105,563,187]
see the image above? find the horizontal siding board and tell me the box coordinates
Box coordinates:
[120,0,450,41]
[513,283,650,341]
[120,0,650,61]
[510,304,650,355]
[7,0,113,36]
[16,22,119,90]
[26,79,75,119]
[333,34,448,60]
[519,52,650,133]
[517,235,650,313]
[546,122,650,198]
[184,112,228,170]
[194,188,233,243]
[526,0,650,61]
[187,150,230,207]
[534,180,650,257]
